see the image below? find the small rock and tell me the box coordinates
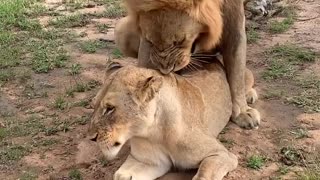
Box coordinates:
[33,106,46,113]
[0,120,5,128]
[85,2,96,8]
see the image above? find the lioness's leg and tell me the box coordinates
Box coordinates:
[222,8,261,129]
[114,16,140,58]
[192,151,238,180]
[114,154,170,180]
[245,68,258,104]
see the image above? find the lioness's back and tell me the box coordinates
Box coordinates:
[178,61,232,137]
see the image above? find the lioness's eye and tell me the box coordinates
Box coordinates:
[103,105,115,116]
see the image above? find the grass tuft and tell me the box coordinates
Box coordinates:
[53,96,68,110]
[247,155,266,170]
[49,14,91,28]
[79,40,107,53]
[69,169,83,180]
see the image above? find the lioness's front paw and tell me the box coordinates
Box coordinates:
[114,170,133,180]
[246,88,258,104]
[232,107,261,129]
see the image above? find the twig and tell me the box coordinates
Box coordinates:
[296,15,320,21]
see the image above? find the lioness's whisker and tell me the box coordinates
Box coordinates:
[191,53,219,57]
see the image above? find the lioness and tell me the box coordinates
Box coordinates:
[115,0,261,129]
[88,58,259,180]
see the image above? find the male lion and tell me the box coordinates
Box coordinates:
[114,0,261,129]
[88,58,259,180]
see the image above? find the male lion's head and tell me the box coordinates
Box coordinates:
[87,63,163,160]
[139,9,204,74]
[124,0,223,74]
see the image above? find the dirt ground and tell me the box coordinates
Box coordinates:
[0,0,319,180]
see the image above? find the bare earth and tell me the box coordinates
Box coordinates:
[0,0,319,180]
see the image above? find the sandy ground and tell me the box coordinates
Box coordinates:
[0,0,319,179]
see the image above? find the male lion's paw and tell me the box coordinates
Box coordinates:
[114,170,134,180]
[246,88,258,104]
[233,107,261,129]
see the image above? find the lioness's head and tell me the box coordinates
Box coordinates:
[124,0,223,74]
[87,64,163,160]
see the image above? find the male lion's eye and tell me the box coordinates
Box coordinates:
[103,105,115,116]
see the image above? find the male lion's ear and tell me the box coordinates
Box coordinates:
[136,76,163,103]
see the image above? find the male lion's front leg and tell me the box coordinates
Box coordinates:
[114,154,170,180]
[192,151,238,180]
[223,16,261,129]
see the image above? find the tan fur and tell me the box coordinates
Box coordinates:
[124,0,223,50]
[88,59,258,180]
[114,0,261,129]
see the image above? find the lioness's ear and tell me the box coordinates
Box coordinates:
[104,60,124,83]
[107,61,123,72]
[136,76,163,103]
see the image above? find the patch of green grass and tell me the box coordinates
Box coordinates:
[290,128,309,139]
[49,14,91,28]
[96,23,110,33]
[103,1,126,18]
[262,59,295,80]
[44,121,71,136]
[286,75,320,113]
[263,44,317,80]
[66,88,75,97]
[0,32,24,68]
[263,89,284,100]
[268,44,317,63]
[269,17,294,34]
[31,47,69,73]
[0,144,30,164]
[247,155,266,170]
[72,99,90,107]
[247,28,260,44]
[279,5,297,18]
[53,96,68,110]
[0,116,45,140]
[74,83,89,92]
[33,138,59,147]
[69,169,83,180]
[112,48,123,58]
[63,0,88,11]
[298,169,320,180]
[65,81,94,97]
[288,90,320,113]
[26,37,70,73]
[69,63,82,75]
[20,171,38,180]
[1,29,71,76]
[268,5,297,34]
[24,3,48,17]
[277,165,290,175]
[0,0,43,31]
[34,28,77,42]
[79,40,107,53]
[0,69,15,84]
[73,116,90,125]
